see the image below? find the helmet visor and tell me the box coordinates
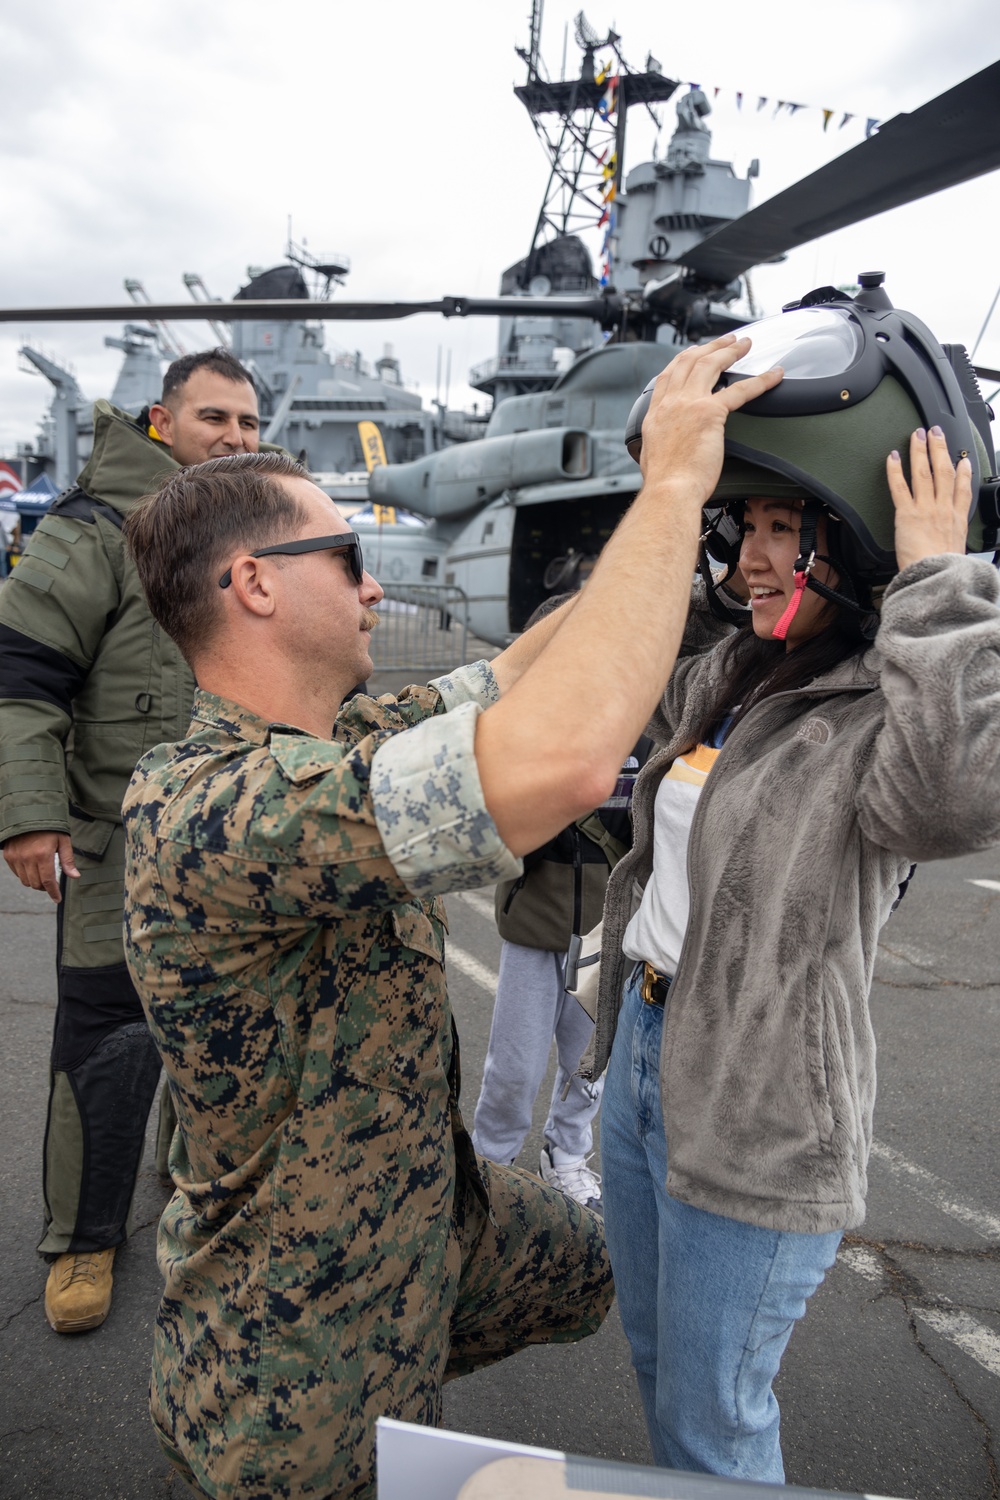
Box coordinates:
[728,307,863,380]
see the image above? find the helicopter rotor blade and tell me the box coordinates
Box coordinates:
[677,60,1000,286]
[0,294,618,327]
[0,299,447,325]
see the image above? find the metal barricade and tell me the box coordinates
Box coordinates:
[368,584,478,673]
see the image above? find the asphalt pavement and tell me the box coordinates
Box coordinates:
[1,845,998,1500]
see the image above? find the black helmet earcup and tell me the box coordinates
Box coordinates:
[625,378,657,464]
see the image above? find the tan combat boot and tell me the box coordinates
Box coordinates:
[44,1248,116,1333]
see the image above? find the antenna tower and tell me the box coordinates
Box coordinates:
[514,9,678,288]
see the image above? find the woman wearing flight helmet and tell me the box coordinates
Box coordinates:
[590,276,1000,1484]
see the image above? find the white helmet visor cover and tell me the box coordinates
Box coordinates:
[727,307,864,380]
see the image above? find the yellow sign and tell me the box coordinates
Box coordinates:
[357,420,387,474]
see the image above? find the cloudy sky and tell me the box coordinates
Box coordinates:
[1,0,998,454]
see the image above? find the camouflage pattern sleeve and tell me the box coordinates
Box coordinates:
[426,659,501,711]
[333,682,441,746]
[370,699,522,897]
[333,660,500,748]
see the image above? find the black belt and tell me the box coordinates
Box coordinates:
[640,961,672,1007]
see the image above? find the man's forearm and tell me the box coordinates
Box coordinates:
[489,594,577,694]
[476,476,703,853]
[473,333,785,855]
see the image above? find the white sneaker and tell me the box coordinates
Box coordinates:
[539,1143,603,1215]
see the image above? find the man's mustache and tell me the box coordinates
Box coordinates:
[361,608,380,631]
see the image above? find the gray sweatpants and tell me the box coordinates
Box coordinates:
[471,941,604,1165]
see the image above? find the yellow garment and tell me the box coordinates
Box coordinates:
[663,742,721,788]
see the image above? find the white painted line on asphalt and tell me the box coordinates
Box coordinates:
[967,878,1000,892]
[839,1245,883,1283]
[915,1308,1000,1378]
[454,890,496,922]
[869,1141,1000,1242]
[840,1247,1000,1381]
[447,944,499,995]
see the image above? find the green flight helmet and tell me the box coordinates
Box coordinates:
[625,275,1000,590]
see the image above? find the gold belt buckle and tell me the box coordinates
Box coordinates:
[641,962,660,1005]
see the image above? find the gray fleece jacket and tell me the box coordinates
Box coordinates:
[593,554,1000,1235]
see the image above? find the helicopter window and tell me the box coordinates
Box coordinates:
[727,307,863,380]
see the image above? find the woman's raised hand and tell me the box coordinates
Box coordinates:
[887,427,972,570]
[639,334,784,500]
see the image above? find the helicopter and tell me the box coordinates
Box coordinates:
[1,18,998,645]
[372,25,1000,644]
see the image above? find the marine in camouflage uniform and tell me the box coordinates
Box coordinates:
[123,664,613,1500]
[0,400,188,1258]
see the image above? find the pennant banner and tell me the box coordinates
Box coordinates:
[585,74,878,292]
[686,81,877,136]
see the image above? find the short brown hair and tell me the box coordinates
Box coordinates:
[124,452,310,662]
[161,348,255,405]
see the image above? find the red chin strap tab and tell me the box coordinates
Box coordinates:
[771,568,810,641]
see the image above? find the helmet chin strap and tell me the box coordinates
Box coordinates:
[771,501,820,642]
[698,544,747,626]
[771,501,878,642]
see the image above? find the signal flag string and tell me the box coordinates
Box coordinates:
[694,81,879,138]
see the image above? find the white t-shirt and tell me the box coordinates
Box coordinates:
[622,742,721,976]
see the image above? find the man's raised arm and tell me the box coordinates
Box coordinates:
[476,335,783,855]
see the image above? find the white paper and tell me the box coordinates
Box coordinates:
[376,1418,562,1500]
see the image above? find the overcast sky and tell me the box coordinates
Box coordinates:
[1,0,999,453]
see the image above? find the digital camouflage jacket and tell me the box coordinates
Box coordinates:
[0,401,188,857]
[122,665,521,1500]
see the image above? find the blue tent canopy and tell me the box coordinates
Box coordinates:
[16,473,60,517]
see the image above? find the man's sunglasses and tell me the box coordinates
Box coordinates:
[218,532,365,589]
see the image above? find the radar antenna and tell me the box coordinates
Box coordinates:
[284,232,351,299]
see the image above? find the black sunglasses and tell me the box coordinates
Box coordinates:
[218,532,365,589]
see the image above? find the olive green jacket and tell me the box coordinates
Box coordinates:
[0,401,192,857]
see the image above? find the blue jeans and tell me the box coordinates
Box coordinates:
[602,965,842,1483]
[472,942,603,1164]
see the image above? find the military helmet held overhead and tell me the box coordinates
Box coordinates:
[624,274,1000,590]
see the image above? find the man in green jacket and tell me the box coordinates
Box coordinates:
[0,347,261,1333]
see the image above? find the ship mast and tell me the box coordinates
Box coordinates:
[514,7,678,288]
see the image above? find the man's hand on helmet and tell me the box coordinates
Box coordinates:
[639,335,784,499]
[887,426,973,571]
